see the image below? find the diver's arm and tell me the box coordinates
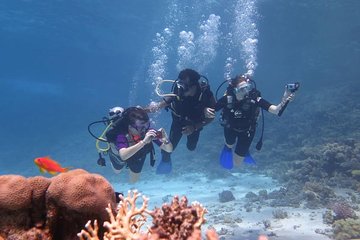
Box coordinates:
[156,128,173,152]
[145,98,172,113]
[119,131,156,160]
[119,141,146,160]
[160,142,173,153]
[193,117,214,131]
[268,91,295,115]
[214,96,227,112]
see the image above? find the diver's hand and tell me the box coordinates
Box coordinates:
[158,128,169,143]
[287,93,295,102]
[204,107,215,118]
[283,89,296,100]
[143,129,157,144]
[182,125,195,135]
[283,90,295,102]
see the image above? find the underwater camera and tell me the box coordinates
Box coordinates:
[286,82,300,92]
[155,130,163,139]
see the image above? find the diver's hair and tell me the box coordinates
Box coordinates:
[230,74,250,87]
[178,69,201,85]
[126,107,149,126]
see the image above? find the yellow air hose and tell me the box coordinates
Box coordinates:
[95,123,113,153]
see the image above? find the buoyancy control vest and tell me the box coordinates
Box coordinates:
[168,83,214,123]
[221,87,261,132]
[105,110,156,167]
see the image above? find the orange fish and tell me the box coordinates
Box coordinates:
[34,156,70,175]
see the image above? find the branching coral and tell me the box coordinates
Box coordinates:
[78,190,217,240]
[103,190,148,240]
[148,196,207,239]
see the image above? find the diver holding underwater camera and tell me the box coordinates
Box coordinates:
[88,106,173,183]
[213,74,298,169]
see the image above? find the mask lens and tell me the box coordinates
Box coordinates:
[177,82,188,92]
[132,120,150,133]
[235,82,251,94]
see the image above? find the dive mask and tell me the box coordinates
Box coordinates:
[234,82,252,95]
[131,120,150,135]
[176,79,193,97]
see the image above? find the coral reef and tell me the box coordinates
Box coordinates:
[46,169,116,239]
[78,190,219,240]
[1,171,219,240]
[272,209,288,219]
[329,201,357,221]
[332,218,360,240]
[0,169,116,240]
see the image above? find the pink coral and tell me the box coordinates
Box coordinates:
[330,201,356,220]
[149,196,207,240]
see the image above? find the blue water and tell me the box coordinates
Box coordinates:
[0,0,359,183]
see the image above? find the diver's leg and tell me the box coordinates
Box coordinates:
[233,153,245,167]
[218,128,236,169]
[224,127,236,149]
[234,130,255,167]
[109,151,125,174]
[127,157,145,182]
[129,171,140,183]
[186,129,201,151]
[161,119,182,161]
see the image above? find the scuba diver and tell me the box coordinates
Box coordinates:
[214,74,298,169]
[146,68,216,174]
[88,106,172,183]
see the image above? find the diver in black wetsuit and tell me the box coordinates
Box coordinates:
[146,69,216,174]
[214,74,296,169]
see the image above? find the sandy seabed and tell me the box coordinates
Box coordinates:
[112,171,332,240]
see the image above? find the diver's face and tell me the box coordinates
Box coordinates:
[178,77,197,97]
[234,81,251,100]
[129,120,150,135]
[183,84,197,96]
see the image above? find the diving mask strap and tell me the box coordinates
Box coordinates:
[155,80,178,97]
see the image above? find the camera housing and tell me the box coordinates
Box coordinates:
[155,131,163,139]
[286,82,300,92]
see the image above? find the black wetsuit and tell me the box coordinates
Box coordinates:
[215,89,271,156]
[161,86,216,162]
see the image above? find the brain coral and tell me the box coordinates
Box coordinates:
[0,175,32,211]
[47,169,115,216]
[46,169,116,240]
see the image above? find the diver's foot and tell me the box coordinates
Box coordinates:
[219,145,233,169]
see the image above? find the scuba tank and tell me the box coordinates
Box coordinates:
[87,107,125,166]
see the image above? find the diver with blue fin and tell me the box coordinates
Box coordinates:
[146,69,216,174]
[214,74,298,169]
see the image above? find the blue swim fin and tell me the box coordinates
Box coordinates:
[244,152,256,165]
[219,145,233,169]
[156,159,172,174]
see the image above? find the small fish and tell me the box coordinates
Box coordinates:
[34,156,70,175]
